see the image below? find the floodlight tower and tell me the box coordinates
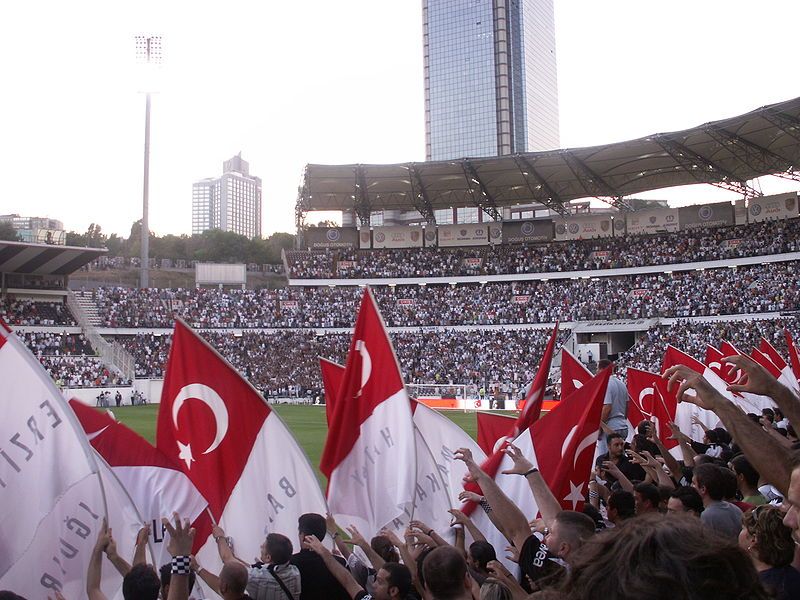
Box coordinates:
[134,35,163,289]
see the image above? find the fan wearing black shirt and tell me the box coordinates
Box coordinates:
[290,513,351,600]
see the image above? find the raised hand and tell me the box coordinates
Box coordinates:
[345,524,367,547]
[458,490,483,504]
[135,522,151,547]
[663,365,726,412]
[723,355,781,397]
[501,444,534,475]
[379,526,404,548]
[162,512,195,557]
[448,508,470,527]
[93,518,111,553]
[303,534,327,555]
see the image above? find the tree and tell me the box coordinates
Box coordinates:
[0,222,20,242]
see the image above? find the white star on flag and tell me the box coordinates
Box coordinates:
[563,481,584,510]
[177,441,195,469]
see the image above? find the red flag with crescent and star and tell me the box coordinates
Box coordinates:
[157,320,327,575]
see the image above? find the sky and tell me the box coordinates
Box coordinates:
[1,0,799,238]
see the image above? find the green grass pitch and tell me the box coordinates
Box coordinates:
[109,404,492,487]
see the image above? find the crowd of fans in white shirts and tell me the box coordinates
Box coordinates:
[0,297,76,326]
[88,260,799,329]
[287,218,800,279]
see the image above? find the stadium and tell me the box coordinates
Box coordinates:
[3,95,800,598]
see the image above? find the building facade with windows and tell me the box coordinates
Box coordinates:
[423,0,559,160]
[192,153,262,238]
[0,214,65,244]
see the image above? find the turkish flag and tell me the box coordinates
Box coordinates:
[705,345,740,385]
[560,348,592,400]
[69,400,210,563]
[625,368,678,453]
[321,355,482,531]
[467,367,611,569]
[517,322,559,428]
[760,336,800,394]
[320,357,345,424]
[320,289,418,537]
[157,320,327,574]
[476,412,515,456]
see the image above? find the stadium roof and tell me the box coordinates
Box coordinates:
[0,241,106,276]
[298,96,800,222]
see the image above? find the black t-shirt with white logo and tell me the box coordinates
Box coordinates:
[518,534,567,593]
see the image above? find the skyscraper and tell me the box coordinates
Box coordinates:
[423,0,559,161]
[192,153,262,238]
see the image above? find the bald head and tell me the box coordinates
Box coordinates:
[220,561,248,597]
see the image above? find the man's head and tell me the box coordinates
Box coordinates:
[219,562,249,598]
[692,463,727,504]
[466,540,496,572]
[373,562,412,600]
[667,486,704,517]
[544,511,596,560]
[761,408,775,423]
[422,546,471,599]
[633,483,660,515]
[729,455,759,491]
[159,563,197,598]
[636,420,652,437]
[122,564,160,600]
[606,433,625,459]
[261,532,293,565]
[607,490,635,523]
[782,464,800,546]
[597,359,613,372]
[372,535,400,564]
[298,513,327,543]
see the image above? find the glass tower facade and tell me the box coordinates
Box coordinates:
[192,154,262,238]
[424,0,559,161]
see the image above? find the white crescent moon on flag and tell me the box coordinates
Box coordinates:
[561,425,578,459]
[172,383,229,454]
[572,379,583,389]
[573,432,598,468]
[356,340,372,393]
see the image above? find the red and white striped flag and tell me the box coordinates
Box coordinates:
[157,320,327,575]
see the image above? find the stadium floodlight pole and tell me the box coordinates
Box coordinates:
[134,35,163,289]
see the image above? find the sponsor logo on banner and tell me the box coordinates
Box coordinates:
[463,258,483,267]
[591,251,611,260]
[556,224,567,235]
[337,260,356,270]
[411,231,420,241]
[787,197,796,211]
[628,288,649,299]
[600,220,610,232]
[490,225,502,239]
[375,232,386,242]
[513,295,531,304]
[722,239,743,249]
[425,230,436,242]
[326,229,341,242]
[438,224,489,246]
[521,222,534,235]
[360,231,371,243]
[698,206,714,220]
[397,299,415,307]
[750,203,762,216]
[649,216,657,224]
[280,300,299,310]
[614,219,625,231]
[568,223,580,234]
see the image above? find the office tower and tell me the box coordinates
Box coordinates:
[192,153,262,238]
[423,0,559,160]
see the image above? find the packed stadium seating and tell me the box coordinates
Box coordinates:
[287,219,800,279]
[0,297,76,326]
[89,260,799,329]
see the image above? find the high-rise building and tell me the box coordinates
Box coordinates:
[423,0,559,161]
[192,153,262,238]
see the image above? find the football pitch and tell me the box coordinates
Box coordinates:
[111,404,487,486]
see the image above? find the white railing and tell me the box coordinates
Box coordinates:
[66,290,136,380]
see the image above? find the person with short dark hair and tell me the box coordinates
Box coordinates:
[559,513,771,600]
[730,454,768,506]
[595,433,646,488]
[739,504,800,600]
[422,546,472,600]
[159,563,197,599]
[290,514,350,600]
[607,490,635,525]
[596,360,629,455]
[693,463,743,540]
[465,541,496,585]
[667,486,703,517]
[633,482,660,515]
[219,562,249,600]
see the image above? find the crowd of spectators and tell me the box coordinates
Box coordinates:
[616,317,798,378]
[0,298,76,326]
[115,328,554,396]
[39,355,130,388]
[91,261,800,329]
[18,331,94,356]
[287,217,800,279]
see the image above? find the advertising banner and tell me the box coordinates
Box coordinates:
[678,202,735,230]
[280,300,299,310]
[590,250,612,261]
[371,226,425,249]
[627,288,650,299]
[748,193,799,222]
[306,227,359,249]
[463,258,483,267]
[397,299,416,307]
[513,295,531,304]
[337,260,356,270]
[423,229,438,248]
[626,208,680,235]
[437,224,489,247]
[502,220,554,243]
[359,229,372,249]
[554,215,614,241]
